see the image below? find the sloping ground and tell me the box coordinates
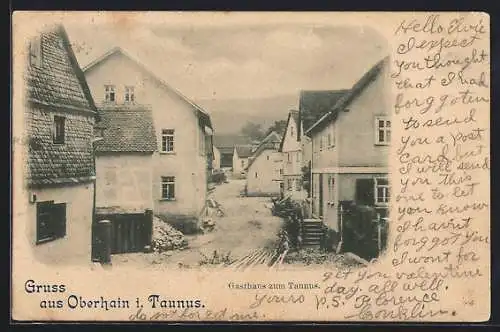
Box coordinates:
[110,179,283,269]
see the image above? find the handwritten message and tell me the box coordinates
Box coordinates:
[382,13,488,320]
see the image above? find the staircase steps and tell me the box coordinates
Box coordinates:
[301,219,324,247]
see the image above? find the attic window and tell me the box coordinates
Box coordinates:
[53,116,65,144]
[28,36,42,68]
[105,85,116,103]
[375,116,391,145]
[290,126,294,137]
[125,86,135,103]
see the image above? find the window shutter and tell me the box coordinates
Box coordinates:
[52,203,67,238]
[36,201,53,242]
[355,178,374,206]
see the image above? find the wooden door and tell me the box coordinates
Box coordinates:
[325,174,338,231]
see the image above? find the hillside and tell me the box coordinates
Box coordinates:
[195,94,298,134]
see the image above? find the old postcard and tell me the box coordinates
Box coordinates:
[11,11,490,322]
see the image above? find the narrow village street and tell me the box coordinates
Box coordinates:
[111,179,284,269]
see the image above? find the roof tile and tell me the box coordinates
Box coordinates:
[95,107,157,153]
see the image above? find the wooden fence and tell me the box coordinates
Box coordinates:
[95,209,153,255]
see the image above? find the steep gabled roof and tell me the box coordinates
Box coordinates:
[234,145,253,158]
[305,56,390,136]
[278,110,299,152]
[25,25,99,186]
[246,131,282,170]
[83,47,211,129]
[298,89,349,136]
[25,24,97,116]
[95,107,157,153]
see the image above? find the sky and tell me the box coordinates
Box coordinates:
[64,18,388,101]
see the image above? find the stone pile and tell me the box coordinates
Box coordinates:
[151,217,188,253]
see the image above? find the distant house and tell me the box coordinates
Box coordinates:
[94,107,157,211]
[232,145,253,177]
[298,89,350,217]
[83,47,213,224]
[305,57,390,235]
[278,110,307,200]
[213,134,252,169]
[22,25,99,264]
[245,131,283,196]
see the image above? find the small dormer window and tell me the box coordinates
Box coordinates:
[105,85,116,103]
[53,116,65,144]
[29,36,42,68]
[125,86,135,103]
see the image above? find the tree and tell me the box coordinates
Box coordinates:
[265,120,287,137]
[240,121,265,141]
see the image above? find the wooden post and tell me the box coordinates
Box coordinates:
[336,204,344,254]
[376,213,382,257]
[95,219,112,264]
[339,204,344,243]
[144,209,153,251]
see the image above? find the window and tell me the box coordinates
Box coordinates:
[161,129,175,153]
[296,151,300,162]
[161,176,175,200]
[328,127,335,147]
[288,179,293,191]
[105,85,116,103]
[29,36,42,67]
[267,155,270,161]
[53,116,65,144]
[255,172,258,178]
[319,135,324,151]
[327,175,335,202]
[279,168,283,175]
[199,132,206,156]
[375,178,390,205]
[375,117,391,145]
[36,201,66,244]
[124,86,135,103]
[290,126,294,137]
